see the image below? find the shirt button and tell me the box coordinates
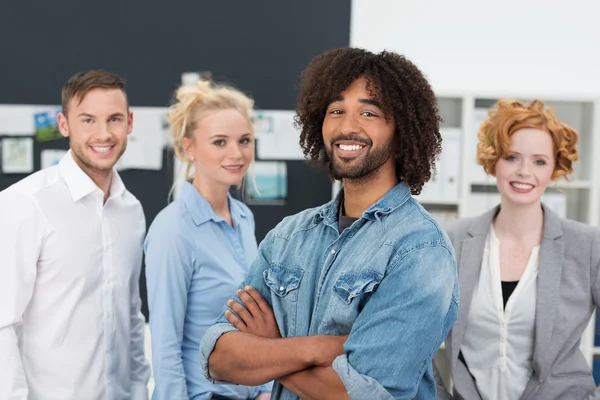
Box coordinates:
[330,249,336,254]
[279,286,285,291]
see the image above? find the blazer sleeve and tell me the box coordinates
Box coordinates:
[587,229,600,399]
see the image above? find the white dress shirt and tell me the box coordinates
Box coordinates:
[0,151,150,400]
[461,226,539,400]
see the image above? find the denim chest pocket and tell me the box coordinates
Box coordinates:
[263,266,304,297]
[263,266,304,336]
[333,269,384,304]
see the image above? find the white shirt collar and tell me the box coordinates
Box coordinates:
[58,149,125,202]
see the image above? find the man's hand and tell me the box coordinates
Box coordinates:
[226,286,348,366]
[312,335,348,367]
[225,286,281,339]
[254,393,271,400]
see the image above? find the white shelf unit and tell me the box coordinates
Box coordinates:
[417,94,600,387]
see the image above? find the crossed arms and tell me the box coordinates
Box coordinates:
[208,286,350,400]
[201,243,457,400]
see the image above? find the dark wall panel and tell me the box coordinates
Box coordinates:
[0,1,351,110]
[0,1,351,319]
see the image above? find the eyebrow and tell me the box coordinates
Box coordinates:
[209,133,252,139]
[328,96,383,109]
[77,112,126,119]
[359,98,383,108]
[509,151,550,159]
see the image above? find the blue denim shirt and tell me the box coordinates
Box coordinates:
[200,182,459,400]
[145,181,272,399]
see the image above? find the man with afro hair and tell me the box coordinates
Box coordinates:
[200,47,459,400]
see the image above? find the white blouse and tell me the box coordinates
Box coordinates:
[461,226,540,400]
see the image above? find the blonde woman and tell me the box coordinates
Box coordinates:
[436,99,600,399]
[145,80,271,400]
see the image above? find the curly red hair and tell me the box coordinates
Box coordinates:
[477,99,579,180]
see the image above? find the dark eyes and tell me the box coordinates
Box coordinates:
[505,155,547,165]
[328,109,377,117]
[213,138,252,146]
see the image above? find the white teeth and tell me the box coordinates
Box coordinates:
[223,166,242,170]
[339,144,363,151]
[92,146,112,153]
[511,182,534,190]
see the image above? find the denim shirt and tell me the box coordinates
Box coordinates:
[200,182,459,400]
[145,181,272,400]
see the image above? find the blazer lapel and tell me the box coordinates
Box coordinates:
[522,205,564,399]
[451,207,497,369]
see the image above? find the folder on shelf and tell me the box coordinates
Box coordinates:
[439,129,460,203]
[418,172,442,203]
[468,108,492,184]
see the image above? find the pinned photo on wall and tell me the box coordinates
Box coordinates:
[245,161,287,205]
[116,107,165,171]
[1,137,34,174]
[34,109,63,142]
[253,110,305,160]
[252,112,274,136]
[41,149,67,169]
[0,106,36,135]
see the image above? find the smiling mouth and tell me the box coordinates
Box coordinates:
[91,145,114,154]
[511,182,534,189]
[338,144,365,151]
[334,142,368,159]
[223,165,244,172]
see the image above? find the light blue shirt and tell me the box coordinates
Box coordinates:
[145,181,272,400]
[200,182,459,400]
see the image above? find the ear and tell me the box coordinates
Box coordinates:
[57,112,70,138]
[127,110,133,135]
[182,137,193,158]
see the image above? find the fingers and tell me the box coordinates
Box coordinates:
[227,298,253,324]
[225,309,247,332]
[237,288,260,317]
[244,286,272,314]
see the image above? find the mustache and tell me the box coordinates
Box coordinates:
[330,134,372,147]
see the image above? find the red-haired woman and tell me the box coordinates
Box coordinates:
[436,99,600,399]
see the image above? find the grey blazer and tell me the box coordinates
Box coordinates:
[436,205,600,400]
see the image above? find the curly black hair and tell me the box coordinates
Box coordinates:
[295,47,442,195]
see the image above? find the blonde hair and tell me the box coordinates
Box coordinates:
[477,98,579,180]
[168,79,255,181]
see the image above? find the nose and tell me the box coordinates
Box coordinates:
[338,113,361,135]
[517,159,531,177]
[97,121,113,141]
[227,142,244,161]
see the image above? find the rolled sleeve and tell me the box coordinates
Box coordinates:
[199,323,238,383]
[332,244,458,399]
[332,354,394,400]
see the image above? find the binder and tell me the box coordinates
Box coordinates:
[439,128,461,203]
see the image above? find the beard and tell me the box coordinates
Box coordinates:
[326,137,394,181]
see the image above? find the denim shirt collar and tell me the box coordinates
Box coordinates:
[315,181,412,226]
[180,180,247,226]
